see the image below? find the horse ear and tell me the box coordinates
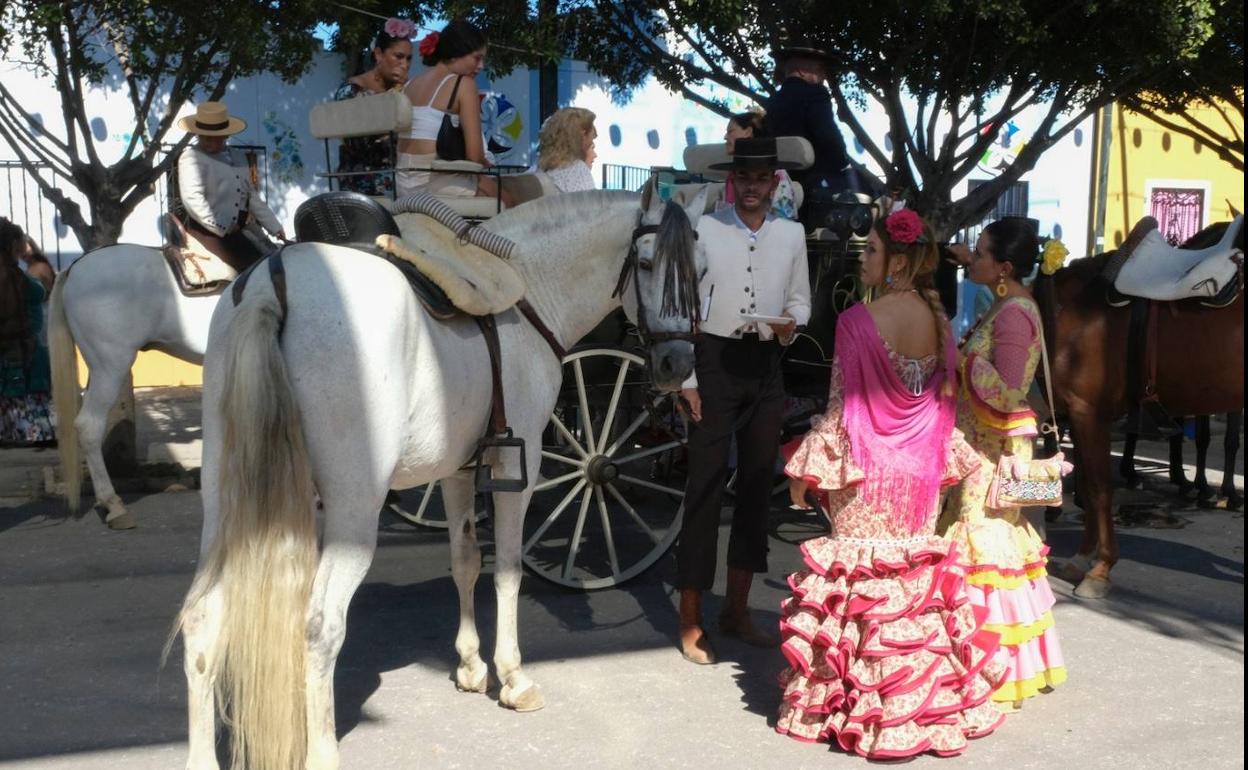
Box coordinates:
[1228,198,1242,219]
[641,177,664,223]
[681,184,709,228]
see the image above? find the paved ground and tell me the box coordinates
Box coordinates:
[0,390,1243,769]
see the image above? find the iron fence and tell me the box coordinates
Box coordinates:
[601,163,652,192]
[1,160,64,269]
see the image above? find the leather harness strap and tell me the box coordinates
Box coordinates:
[475,314,509,436]
[515,298,567,361]
[231,245,289,335]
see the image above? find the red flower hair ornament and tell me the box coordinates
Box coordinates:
[884,209,927,245]
[418,31,440,57]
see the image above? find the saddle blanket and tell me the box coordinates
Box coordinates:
[379,212,526,316]
[1115,215,1243,302]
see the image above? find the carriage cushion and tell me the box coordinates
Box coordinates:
[159,214,236,296]
[381,214,526,316]
[309,91,410,139]
[1111,215,1244,302]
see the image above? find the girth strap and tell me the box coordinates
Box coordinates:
[474,314,508,436]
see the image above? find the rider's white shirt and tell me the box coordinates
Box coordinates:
[178,145,282,237]
[683,206,811,388]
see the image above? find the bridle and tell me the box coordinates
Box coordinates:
[612,214,700,350]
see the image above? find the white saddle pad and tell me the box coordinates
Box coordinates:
[379,212,526,316]
[1115,216,1243,301]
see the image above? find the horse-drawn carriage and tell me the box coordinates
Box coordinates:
[308,92,880,590]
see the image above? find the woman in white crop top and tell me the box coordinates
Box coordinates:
[400,20,509,204]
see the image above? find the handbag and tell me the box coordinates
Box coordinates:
[985,323,1074,508]
[435,76,468,162]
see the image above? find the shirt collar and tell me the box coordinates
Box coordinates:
[730,207,773,238]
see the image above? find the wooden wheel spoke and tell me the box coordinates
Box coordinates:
[562,485,594,579]
[573,359,597,454]
[594,358,631,454]
[612,440,683,467]
[523,479,587,553]
[604,482,663,545]
[534,468,585,492]
[615,474,685,499]
[549,412,588,458]
[594,487,621,577]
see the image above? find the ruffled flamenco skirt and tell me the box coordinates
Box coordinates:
[776,535,1006,759]
[944,517,1067,703]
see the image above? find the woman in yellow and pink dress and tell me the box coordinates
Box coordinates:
[940,217,1068,710]
[777,210,1004,760]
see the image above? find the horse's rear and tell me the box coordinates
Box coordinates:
[180,243,441,770]
[1050,222,1244,596]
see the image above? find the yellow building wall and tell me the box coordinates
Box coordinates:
[1099,101,1244,250]
[76,350,202,388]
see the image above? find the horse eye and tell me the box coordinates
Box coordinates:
[638,258,654,271]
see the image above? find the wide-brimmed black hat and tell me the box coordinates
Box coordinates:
[709,137,801,171]
[773,38,832,63]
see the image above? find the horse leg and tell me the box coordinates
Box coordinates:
[77,359,137,529]
[1194,416,1215,506]
[1069,410,1116,598]
[181,580,225,770]
[1170,427,1192,495]
[443,475,489,693]
[1223,412,1243,510]
[1119,431,1142,489]
[490,437,545,712]
[303,489,383,770]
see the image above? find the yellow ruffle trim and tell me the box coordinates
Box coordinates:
[965,563,1049,590]
[983,611,1055,647]
[992,666,1067,703]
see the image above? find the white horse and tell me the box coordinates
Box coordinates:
[48,246,223,529]
[175,187,707,770]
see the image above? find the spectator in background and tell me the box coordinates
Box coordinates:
[536,107,598,193]
[0,218,55,446]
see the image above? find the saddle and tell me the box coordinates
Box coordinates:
[1105,215,1244,307]
[160,214,238,297]
[1106,216,1245,437]
[290,191,564,495]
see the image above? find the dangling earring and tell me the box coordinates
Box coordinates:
[885,274,895,290]
[995,274,1008,298]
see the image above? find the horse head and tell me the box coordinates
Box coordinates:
[617,180,708,391]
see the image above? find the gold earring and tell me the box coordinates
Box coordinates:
[995,275,1008,298]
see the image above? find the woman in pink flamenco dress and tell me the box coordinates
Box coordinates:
[777,210,1006,760]
[939,218,1067,709]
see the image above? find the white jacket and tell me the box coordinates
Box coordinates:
[178,145,282,237]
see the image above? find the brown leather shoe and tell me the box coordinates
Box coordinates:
[678,589,716,664]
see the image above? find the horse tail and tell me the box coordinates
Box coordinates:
[177,277,316,770]
[47,271,83,514]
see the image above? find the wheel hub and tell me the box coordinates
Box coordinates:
[585,454,619,486]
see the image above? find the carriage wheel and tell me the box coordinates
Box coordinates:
[523,348,687,590]
[387,481,485,529]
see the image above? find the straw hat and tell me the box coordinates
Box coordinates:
[177,102,246,136]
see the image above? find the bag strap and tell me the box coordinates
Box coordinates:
[445,76,463,112]
[1036,321,1058,438]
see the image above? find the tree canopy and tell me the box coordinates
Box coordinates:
[568,0,1232,237]
[0,0,326,248]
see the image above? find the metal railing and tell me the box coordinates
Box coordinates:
[1,160,65,269]
[601,163,652,192]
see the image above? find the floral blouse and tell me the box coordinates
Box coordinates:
[333,81,396,197]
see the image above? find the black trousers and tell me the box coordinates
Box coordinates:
[676,334,786,591]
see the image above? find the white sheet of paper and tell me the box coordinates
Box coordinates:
[739,313,791,326]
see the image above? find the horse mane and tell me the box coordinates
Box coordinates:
[483,190,637,246]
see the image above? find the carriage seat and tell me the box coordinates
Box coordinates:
[665,137,815,215]
[1109,215,1244,304]
[159,213,237,296]
[309,92,512,221]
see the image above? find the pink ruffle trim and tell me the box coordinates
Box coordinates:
[995,625,1066,683]
[776,536,1006,759]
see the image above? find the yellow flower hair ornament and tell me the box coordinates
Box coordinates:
[1040,238,1069,275]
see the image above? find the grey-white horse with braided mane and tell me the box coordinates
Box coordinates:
[175,185,707,770]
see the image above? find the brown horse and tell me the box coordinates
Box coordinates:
[1046,219,1244,598]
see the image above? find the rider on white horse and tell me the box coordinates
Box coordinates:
[177,101,287,271]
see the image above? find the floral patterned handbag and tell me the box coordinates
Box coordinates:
[986,325,1073,508]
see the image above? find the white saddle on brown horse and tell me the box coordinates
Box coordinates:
[1113,215,1244,302]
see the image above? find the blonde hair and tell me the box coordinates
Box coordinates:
[538,107,596,171]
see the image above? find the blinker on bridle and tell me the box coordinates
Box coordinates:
[613,218,700,348]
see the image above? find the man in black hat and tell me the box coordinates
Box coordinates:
[675,137,812,664]
[764,43,857,219]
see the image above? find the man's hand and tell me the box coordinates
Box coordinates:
[766,315,797,344]
[679,387,702,422]
[275,229,291,243]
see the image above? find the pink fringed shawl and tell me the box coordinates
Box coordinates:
[836,304,958,532]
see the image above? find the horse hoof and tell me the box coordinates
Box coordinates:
[500,681,545,712]
[455,663,489,694]
[1051,560,1087,584]
[1225,494,1244,512]
[107,512,137,530]
[1074,575,1112,599]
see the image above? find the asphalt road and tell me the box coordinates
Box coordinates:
[0,478,1242,769]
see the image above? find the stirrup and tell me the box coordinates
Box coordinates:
[474,428,528,493]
